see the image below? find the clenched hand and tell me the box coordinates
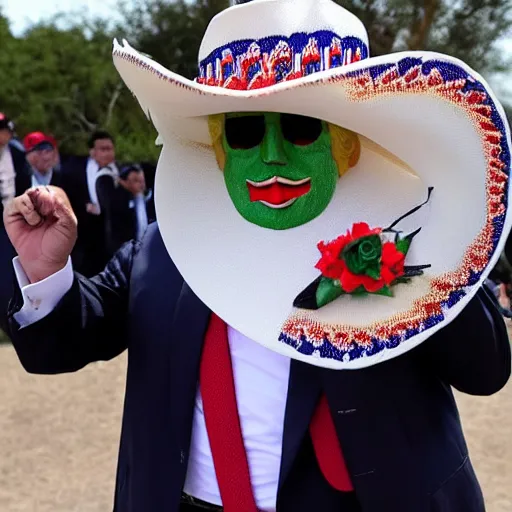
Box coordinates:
[3,186,77,283]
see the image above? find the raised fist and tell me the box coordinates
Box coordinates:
[3,186,77,283]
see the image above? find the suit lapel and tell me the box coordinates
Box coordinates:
[278,359,322,490]
[169,282,211,381]
[168,281,211,458]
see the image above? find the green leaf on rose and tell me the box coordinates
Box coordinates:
[395,237,411,255]
[316,277,344,308]
[365,265,381,280]
[374,286,394,297]
[396,228,422,255]
[352,286,368,296]
[393,277,411,285]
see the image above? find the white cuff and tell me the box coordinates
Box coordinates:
[12,257,74,328]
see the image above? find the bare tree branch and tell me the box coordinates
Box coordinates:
[74,109,97,131]
[104,82,124,128]
[407,0,441,50]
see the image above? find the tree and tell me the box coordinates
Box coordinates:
[335,0,512,74]
[120,0,511,116]
[0,15,159,161]
[117,0,229,79]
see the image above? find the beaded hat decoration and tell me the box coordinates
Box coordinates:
[113,0,512,370]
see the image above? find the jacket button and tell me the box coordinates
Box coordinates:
[180,450,186,464]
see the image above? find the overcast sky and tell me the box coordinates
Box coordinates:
[2,0,118,33]
[2,0,511,101]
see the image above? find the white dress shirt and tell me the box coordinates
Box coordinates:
[0,144,16,206]
[31,168,53,188]
[86,158,119,212]
[12,258,291,512]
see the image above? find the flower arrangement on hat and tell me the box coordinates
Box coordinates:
[294,189,434,311]
[313,223,415,306]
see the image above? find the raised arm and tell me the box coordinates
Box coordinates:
[3,186,134,374]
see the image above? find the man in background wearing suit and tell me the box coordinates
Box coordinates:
[100,163,156,255]
[19,132,62,191]
[0,114,28,334]
[61,130,118,277]
[0,114,27,209]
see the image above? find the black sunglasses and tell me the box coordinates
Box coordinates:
[225,114,323,150]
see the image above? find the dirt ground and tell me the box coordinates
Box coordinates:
[0,338,510,512]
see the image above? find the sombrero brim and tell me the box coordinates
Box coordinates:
[113,40,512,370]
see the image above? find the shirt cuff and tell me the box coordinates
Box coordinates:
[12,257,74,328]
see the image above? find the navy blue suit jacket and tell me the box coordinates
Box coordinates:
[7,224,511,512]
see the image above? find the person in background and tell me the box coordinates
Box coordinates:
[20,132,62,191]
[61,130,119,277]
[2,114,25,154]
[0,114,28,334]
[486,248,512,318]
[100,163,156,255]
[140,161,157,191]
[0,114,27,209]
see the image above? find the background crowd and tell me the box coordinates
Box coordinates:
[0,116,157,333]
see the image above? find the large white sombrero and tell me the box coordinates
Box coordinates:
[113,0,512,369]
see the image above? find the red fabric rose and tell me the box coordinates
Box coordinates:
[382,242,405,276]
[315,223,405,294]
[315,223,382,279]
[351,222,381,239]
[315,232,350,279]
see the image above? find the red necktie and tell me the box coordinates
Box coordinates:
[200,314,353,512]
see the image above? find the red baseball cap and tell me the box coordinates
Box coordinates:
[23,132,57,153]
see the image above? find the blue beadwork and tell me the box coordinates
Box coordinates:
[442,290,466,309]
[198,31,369,85]
[467,271,482,287]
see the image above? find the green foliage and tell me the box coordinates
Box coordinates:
[335,0,512,73]
[0,13,160,161]
[0,0,510,160]
[117,0,229,79]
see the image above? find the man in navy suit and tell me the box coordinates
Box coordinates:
[3,181,511,512]
[99,163,156,256]
[60,130,118,277]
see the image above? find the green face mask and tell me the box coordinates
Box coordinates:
[222,112,339,230]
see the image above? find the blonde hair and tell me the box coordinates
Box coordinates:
[209,113,226,170]
[208,114,360,176]
[328,123,361,177]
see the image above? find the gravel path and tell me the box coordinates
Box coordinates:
[0,345,125,512]
[0,340,510,511]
